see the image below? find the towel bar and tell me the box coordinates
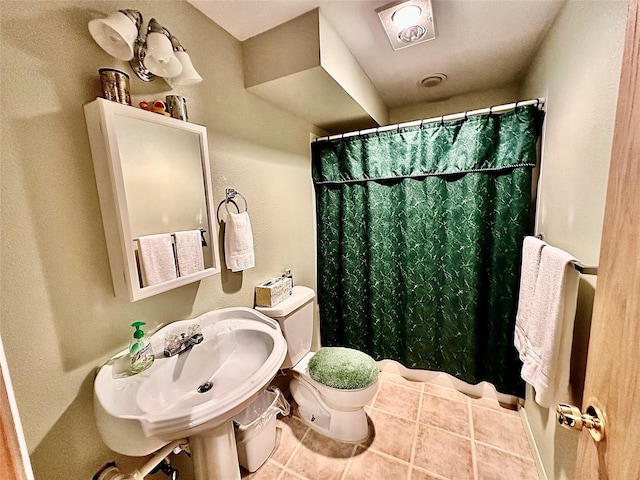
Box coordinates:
[572,263,598,275]
[534,233,598,275]
[133,229,208,247]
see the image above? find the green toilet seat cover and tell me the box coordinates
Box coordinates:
[308,347,379,390]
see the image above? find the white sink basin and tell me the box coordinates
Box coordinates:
[94,307,287,458]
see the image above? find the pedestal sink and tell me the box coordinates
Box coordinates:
[94,307,287,479]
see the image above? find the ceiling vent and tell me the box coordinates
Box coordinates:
[419,73,447,88]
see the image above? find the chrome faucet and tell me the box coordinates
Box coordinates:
[164,323,203,357]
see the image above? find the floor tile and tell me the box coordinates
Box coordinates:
[475,443,538,479]
[372,381,422,421]
[281,470,308,480]
[285,427,356,480]
[272,415,310,465]
[468,394,518,413]
[472,406,533,459]
[410,466,449,480]
[421,383,469,404]
[344,447,410,479]
[380,371,424,391]
[419,393,471,437]
[266,379,537,480]
[364,408,416,462]
[241,459,283,479]
[412,424,474,480]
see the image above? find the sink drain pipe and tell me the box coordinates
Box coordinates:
[93,438,188,480]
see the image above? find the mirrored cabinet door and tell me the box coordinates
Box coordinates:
[84,98,220,302]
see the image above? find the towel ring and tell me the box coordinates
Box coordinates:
[216,188,248,222]
[216,199,238,222]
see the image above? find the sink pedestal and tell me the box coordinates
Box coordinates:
[191,421,241,480]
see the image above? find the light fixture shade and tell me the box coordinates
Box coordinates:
[376,0,436,51]
[144,31,183,77]
[167,51,203,86]
[392,5,422,29]
[88,11,138,61]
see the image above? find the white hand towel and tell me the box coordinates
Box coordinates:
[516,245,580,408]
[224,212,255,272]
[137,234,177,286]
[514,236,547,356]
[174,230,205,277]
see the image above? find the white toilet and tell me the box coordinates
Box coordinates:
[255,286,379,443]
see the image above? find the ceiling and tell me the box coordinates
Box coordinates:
[188,0,565,109]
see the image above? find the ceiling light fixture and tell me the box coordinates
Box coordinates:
[376,0,436,51]
[392,5,422,29]
[88,9,202,86]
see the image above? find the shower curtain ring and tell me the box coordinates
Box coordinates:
[489,106,493,115]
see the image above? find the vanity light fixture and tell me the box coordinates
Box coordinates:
[376,0,436,51]
[88,9,202,86]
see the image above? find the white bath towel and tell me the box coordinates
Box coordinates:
[224,212,255,272]
[137,234,177,286]
[174,230,205,277]
[514,236,547,355]
[514,244,580,408]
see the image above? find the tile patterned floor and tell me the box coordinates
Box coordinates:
[242,371,538,480]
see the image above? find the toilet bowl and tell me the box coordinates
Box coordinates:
[255,286,379,443]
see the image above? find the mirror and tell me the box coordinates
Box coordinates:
[84,98,220,301]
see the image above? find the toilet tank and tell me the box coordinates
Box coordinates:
[255,286,315,369]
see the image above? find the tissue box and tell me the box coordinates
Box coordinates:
[255,277,293,307]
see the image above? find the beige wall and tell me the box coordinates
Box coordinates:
[389,84,521,124]
[520,1,627,479]
[1,1,630,479]
[0,1,317,478]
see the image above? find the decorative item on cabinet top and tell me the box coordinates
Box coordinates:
[88,9,202,86]
[84,97,220,302]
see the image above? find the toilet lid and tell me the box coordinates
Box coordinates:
[307,347,378,390]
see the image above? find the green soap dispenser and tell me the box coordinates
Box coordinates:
[129,321,154,374]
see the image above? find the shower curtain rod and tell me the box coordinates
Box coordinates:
[313,98,545,143]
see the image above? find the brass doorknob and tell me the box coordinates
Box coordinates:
[556,404,605,442]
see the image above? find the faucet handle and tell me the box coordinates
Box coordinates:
[164,332,181,356]
[163,324,203,357]
[187,323,202,337]
[187,323,203,344]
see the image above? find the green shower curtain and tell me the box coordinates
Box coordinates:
[312,105,544,396]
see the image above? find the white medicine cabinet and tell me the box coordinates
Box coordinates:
[84,98,220,302]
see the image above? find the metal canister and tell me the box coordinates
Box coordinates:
[165,95,188,121]
[99,68,131,106]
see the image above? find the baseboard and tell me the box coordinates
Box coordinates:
[519,405,549,480]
